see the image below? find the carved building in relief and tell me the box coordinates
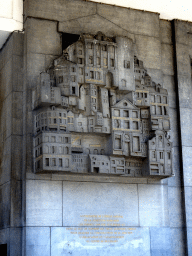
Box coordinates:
[32,32,173,178]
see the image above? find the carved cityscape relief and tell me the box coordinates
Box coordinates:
[32,32,173,178]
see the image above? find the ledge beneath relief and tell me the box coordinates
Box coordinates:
[27,172,171,184]
[33,169,174,181]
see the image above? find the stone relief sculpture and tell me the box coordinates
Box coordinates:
[32,32,173,178]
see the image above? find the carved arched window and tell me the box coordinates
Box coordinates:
[121,79,126,87]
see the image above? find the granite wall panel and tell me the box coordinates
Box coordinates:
[180,108,192,147]
[0,182,10,229]
[26,227,50,256]
[25,18,62,56]
[168,187,184,228]
[134,35,161,69]
[160,20,172,45]
[138,184,169,227]
[58,14,135,41]
[162,75,176,109]
[182,146,192,187]
[26,180,62,226]
[168,146,181,187]
[150,227,172,256]
[51,226,151,256]
[161,44,174,75]
[62,181,139,227]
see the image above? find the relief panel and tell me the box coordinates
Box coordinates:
[32,32,173,178]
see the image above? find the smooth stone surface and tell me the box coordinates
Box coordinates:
[26,180,62,226]
[138,184,169,227]
[184,186,192,228]
[26,18,62,55]
[51,226,150,256]
[24,0,97,23]
[180,108,192,147]
[161,43,174,76]
[168,187,184,228]
[162,75,176,109]
[135,35,161,69]
[97,3,160,38]
[62,182,139,226]
[176,43,190,76]
[170,228,186,256]
[10,228,22,256]
[169,107,179,147]
[26,227,50,256]
[160,20,172,45]
[182,146,192,186]
[150,227,172,256]
[59,14,135,41]
[178,75,192,109]
[186,228,192,256]
[0,137,11,185]
[168,146,181,187]
[0,182,10,228]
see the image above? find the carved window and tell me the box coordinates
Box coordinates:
[133,121,139,130]
[115,135,121,149]
[121,79,126,87]
[160,152,163,159]
[52,146,56,154]
[97,57,101,65]
[88,43,93,49]
[132,111,138,118]
[133,136,140,152]
[152,151,156,158]
[163,96,167,104]
[90,71,94,78]
[102,45,107,51]
[59,158,62,167]
[65,159,69,168]
[45,158,49,166]
[151,106,156,115]
[156,95,161,103]
[157,106,162,115]
[124,121,130,129]
[167,152,171,159]
[52,158,56,166]
[110,58,115,67]
[78,58,83,64]
[114,109,120,117]
[71,67,76,72]
[65,137,69,143]
[97,72,101,80]
[123,110,129,117]
[89,56,93,65]
[79,68,83,75]
[151,95,155,102]
[71,76,76,82]
[72,86,76,94]
[124,60,130,69]
[65,147,69,154]
[103,58,107,66]
[59,76,63,83]
[51,136,56,142]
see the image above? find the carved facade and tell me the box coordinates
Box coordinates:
[32,32,173,178]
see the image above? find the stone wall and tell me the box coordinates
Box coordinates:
[1,0,191,255]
